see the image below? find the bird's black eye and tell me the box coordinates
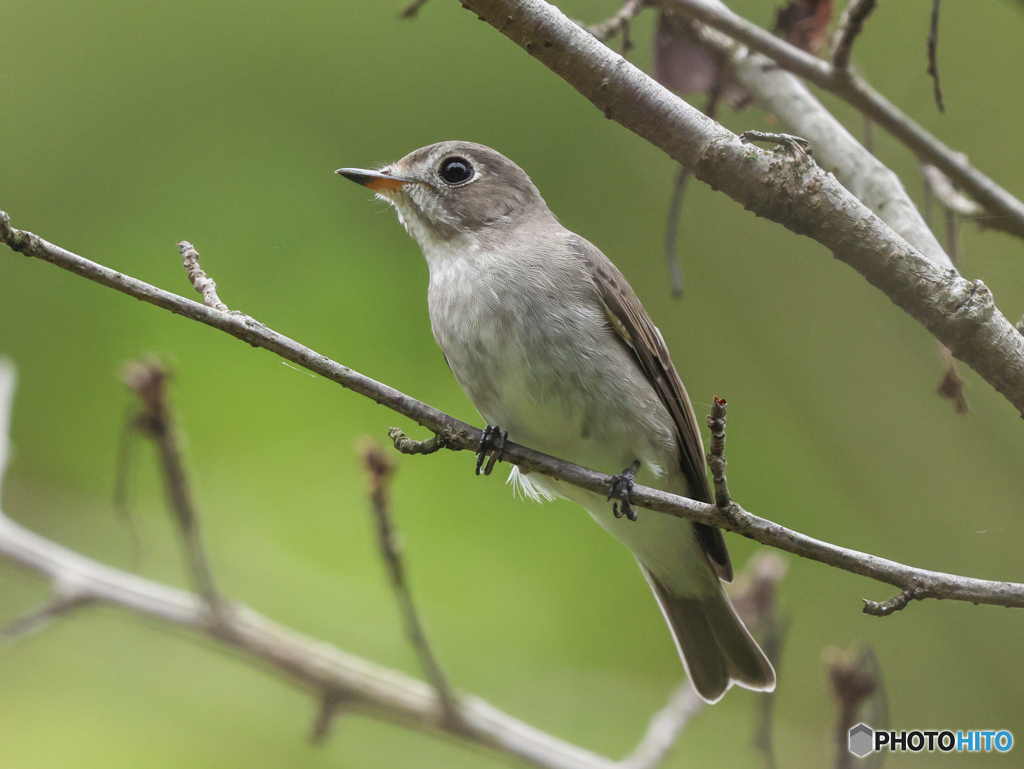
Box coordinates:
[439,157,473,185]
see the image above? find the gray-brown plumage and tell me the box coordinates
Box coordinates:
[337,141,775,702]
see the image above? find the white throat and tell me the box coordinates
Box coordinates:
[382,191,478,272]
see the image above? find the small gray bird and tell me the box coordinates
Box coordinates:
[337,142,775,702]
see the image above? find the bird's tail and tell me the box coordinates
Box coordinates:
[638,562,775,703]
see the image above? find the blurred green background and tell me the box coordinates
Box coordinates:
[2,1,1023,766]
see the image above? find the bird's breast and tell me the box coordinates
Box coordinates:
[426,252,676,475]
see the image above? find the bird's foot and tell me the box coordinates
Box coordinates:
[475,425,508,476]
[607,460,641,521]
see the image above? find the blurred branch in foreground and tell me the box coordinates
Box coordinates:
[2,219,1022,611]
[729,552,789,769]
[0,359,784,769]
[122,359,224,612]
[827,645,888,769]
[926,0,944,113]
[359,440,461,729]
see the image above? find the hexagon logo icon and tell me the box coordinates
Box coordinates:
[849,723,874,758]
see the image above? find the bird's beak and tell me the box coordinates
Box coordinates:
[335,167,416,192]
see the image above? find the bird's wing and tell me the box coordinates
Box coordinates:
[570,234,732,582]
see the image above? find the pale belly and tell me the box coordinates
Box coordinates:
[429,280,717,597]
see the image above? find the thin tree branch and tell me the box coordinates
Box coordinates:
[651,1,935,286]
[399,0,432,19]
[1,224,1021,612]
[922,165,986,220]
[663,165,691,297]
[664,89,723,298]
[1,582,96,641]
[452,3,1024,416]
[827,645,888,769]
[179,241,229,311]
[360,441,462,729]
[682,11,949,273]
[122,359,223,611]
[831,0,877,72]
[659,0,953,327]
[665,0,1024,240]
[0,512,623,769]
[112,403,144,568]
[704,396,731,511]
[309,690,351,744]
[926,0,944,113]
[585,0,648,45]
[862,585,923,617]
[731,553,788,769]
[389,427,452,455]
[620,683,704,769]
[692,14,975,415]
[750,619,785,769]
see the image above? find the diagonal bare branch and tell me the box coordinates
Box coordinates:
[0,510,622,769]
[926,0,945,113]
[831,0,877,72]
[1,221,1022,611]
[674,5,976,414]
[618,683,704,769]
[704,396,731,511]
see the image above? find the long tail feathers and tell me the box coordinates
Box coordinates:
[639,562,776,703]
